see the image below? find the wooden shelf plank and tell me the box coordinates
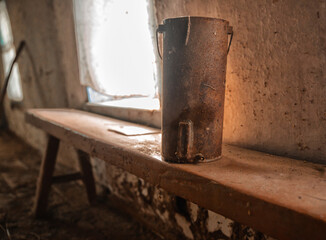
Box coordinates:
[26,108,326,240]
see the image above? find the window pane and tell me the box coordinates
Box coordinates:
[74,0,157,97]
[2,48,23,101]
[0,1,23,102]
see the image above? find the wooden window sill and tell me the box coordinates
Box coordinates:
[25,108,326,240]
[84,97,161,128]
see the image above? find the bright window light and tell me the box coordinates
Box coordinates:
[74,0,158,102]
[0,1,23,102]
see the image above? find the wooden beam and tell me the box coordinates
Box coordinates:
[26,109,326,239]
[52,172,82,184]
[33,134,60,217]
[77,150,96,204]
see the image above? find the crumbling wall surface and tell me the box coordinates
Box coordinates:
[92,0,324,239]
[155,0,326,164]
[1,0,324,240]
[2,0,86,150]
[93,158,275,240]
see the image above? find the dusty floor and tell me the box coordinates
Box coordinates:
[0,130,161,240]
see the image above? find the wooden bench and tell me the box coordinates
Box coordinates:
[26,108,326,240]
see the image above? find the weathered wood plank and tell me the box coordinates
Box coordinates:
[33,134,60,217]
[77,150,96,204]
[26,108,326,240]
[52,172,82,184]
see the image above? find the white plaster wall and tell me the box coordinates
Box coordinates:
[1,0,324,239]
[2,0,86,152]
[155,0,326,164]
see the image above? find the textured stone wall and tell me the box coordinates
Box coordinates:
[93,157,276,240]
[95,1,324,238]
[155,0,326,164]
[1,0,86,168]
[2,0,86,150]
[1,0,325,239]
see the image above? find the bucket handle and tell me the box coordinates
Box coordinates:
[156,24,165,60]
[227,26,233,54]
[156,24,233,59]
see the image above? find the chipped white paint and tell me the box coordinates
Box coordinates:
[141,187,148,197]
[175,213,194,240]
[155,209,170,222]
[207,210,233,237]
[125,170,139,183]
[141,205,157,216]
[91,157,108,185]
[188,202,198,222]
[246,228,256,240]
[265,235,278,240]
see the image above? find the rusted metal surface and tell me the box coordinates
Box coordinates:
[158,17,232,163]
[26,109,326,239]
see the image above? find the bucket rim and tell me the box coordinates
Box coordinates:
[162,16,229,24]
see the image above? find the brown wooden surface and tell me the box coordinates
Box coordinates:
[52,172,82,184]
[33,135,60,217]
[33,133,96,217]
[77,150,96,204]
[26,108,326,240]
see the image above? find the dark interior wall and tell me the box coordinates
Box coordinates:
[155,0,326,164]
[6,0,68,109]
[3,0,325,162]
[2,0,86,149]
[0,0,325,239]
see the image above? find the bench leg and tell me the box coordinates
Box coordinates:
[33,135,60,217]
[77,150,96,204]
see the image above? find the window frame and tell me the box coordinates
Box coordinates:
[73,0,161,127]
[0,0,24,102]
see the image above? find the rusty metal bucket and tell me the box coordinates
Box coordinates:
[157,16,233,163]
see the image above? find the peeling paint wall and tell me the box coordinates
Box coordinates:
[1,0,86,150]
[1,0,325,239]
[92,158,276,240]
[155,0,326,164]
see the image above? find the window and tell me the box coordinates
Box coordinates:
[0,1,23,102]
[73,0,161,118]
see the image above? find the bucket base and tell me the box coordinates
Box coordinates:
[162,155,222,164]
